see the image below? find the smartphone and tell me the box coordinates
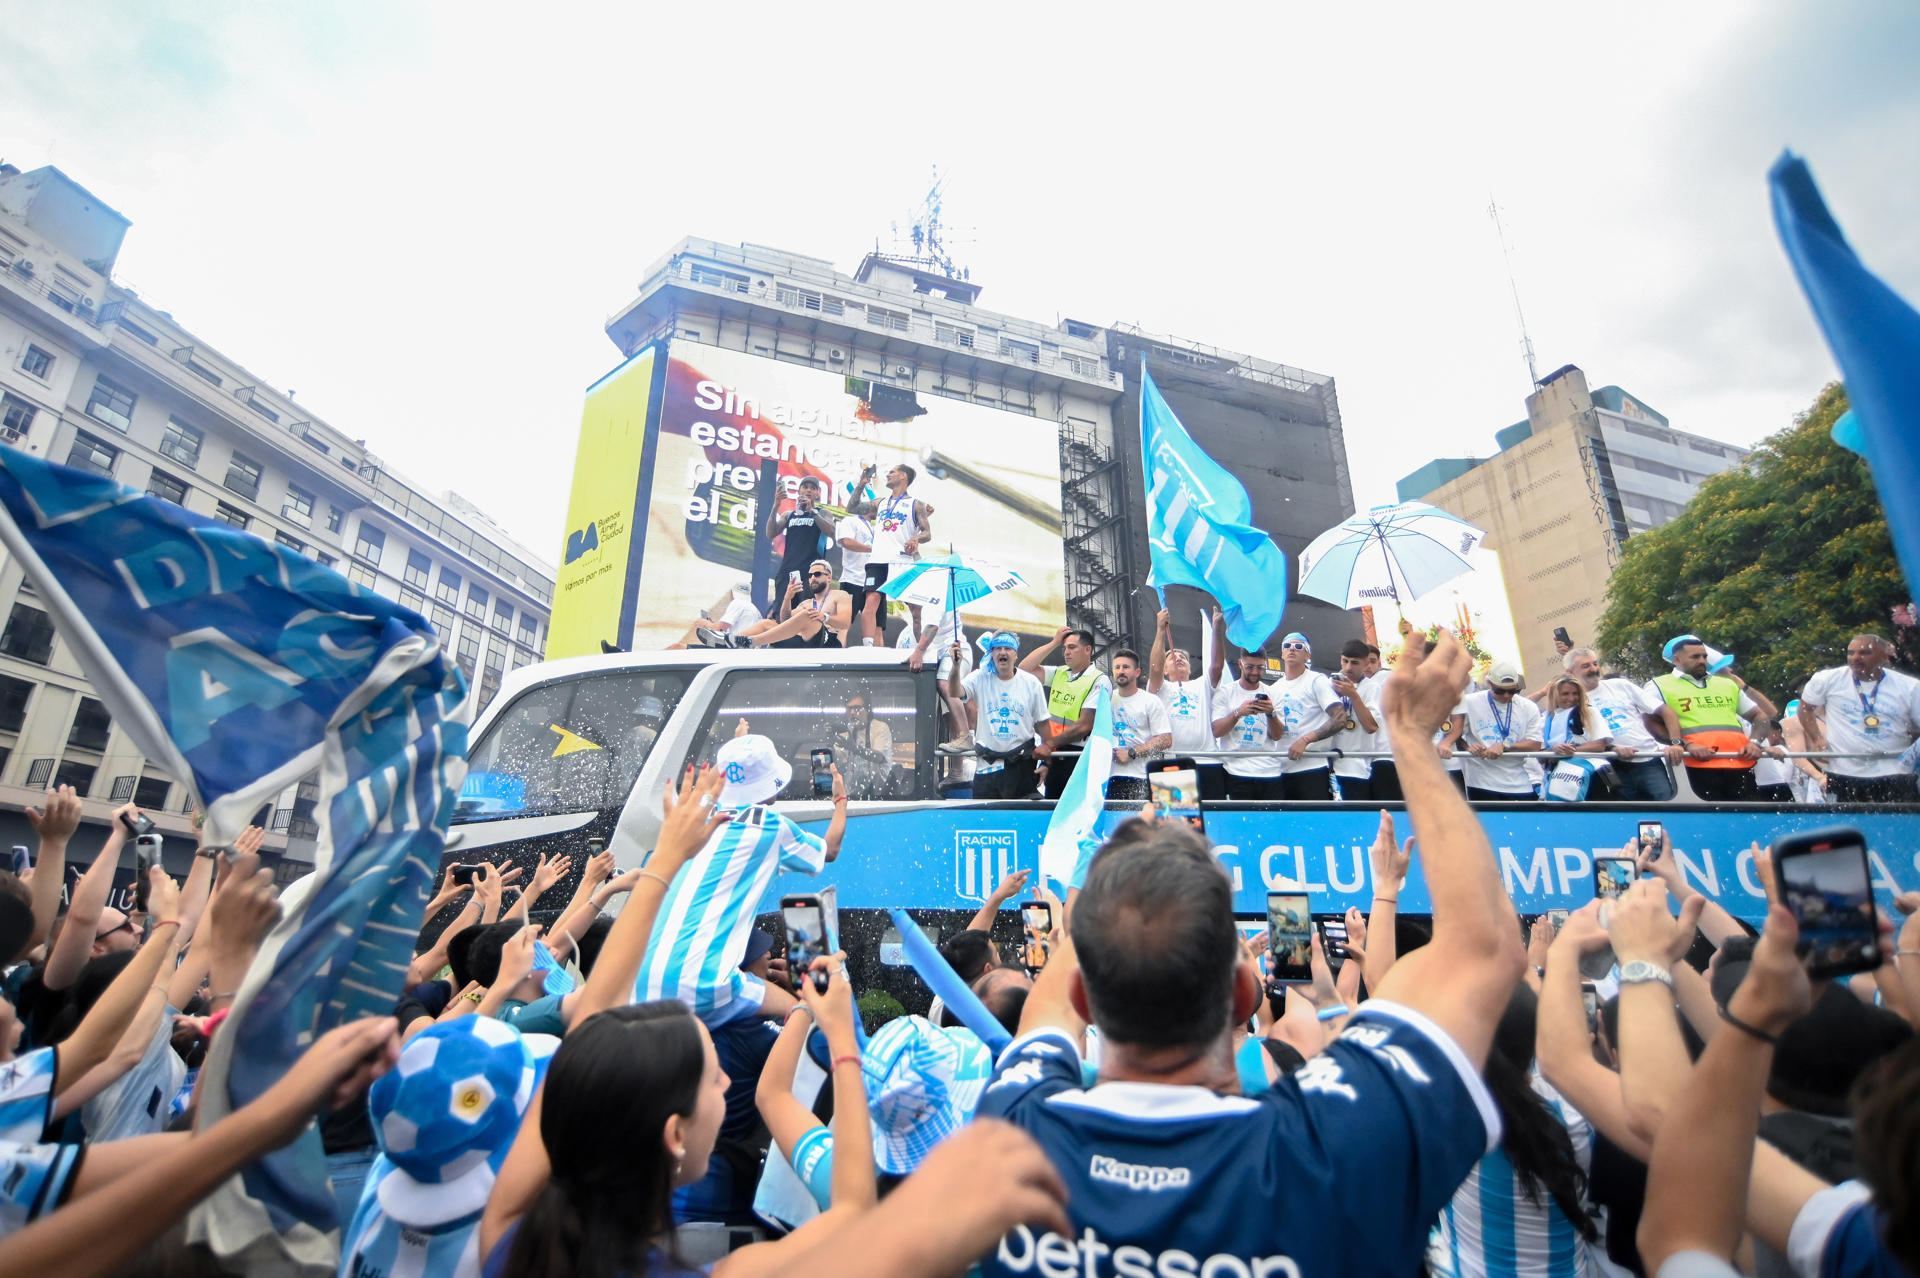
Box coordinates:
[1638,821,1665,862]
[1594,856,1636,901]
[449,863,480,886]
[1022,901,1052,938]
[1266,892,1312,983]
[1148,758,1205,836]
[134,833,162,915]
[810,748,835,799]
[780,893,831,992]
[1579,982,1600,1022]
[1547,909,1569,930]
[1318,916,1349,964]
[1024,939,1049,971]
[789,570,801,586]
[1772,826,1882,978]
[1266,981,1288,1019]
[8,845,29,875]
[120,810,156,838]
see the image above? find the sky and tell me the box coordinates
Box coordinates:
[3,2,1916,568]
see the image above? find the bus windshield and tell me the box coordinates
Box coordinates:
[458,669,690,820]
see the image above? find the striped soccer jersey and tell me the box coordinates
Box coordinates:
[0,1047,56,1144]
[1428,1075,1594,1278]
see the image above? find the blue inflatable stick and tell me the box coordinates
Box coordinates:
[887,907,1013,1056]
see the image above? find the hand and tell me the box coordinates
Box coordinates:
[1381,628,1471,737]
[1527,913,1555,969]
[734,717,750,739]
[1034,881,1066,942]
[145,868,182,925]
[653,766,729,875]
[830,763,847,806]
[1482,742,1506,758]
[111,801,143,834]
[798,951,857,1042]
[24,785,82,843]
[989,868,1031,906]
[1549,901,1612,957]
[1614,744,1639,759]
[1369,811,1413,893]
[1726,905,1813,1037]
[1035,740,1055,760]
[205,851,283,958]
[1286,739,1310,761]
[1211,605,1224,625]
[764,956,793,992]
[1605,878,1705,966]
[1738,741,1762,761]
[530,853,573,898]
[1665,743,1685,763]
[1115,747,1133,764]
[1305,930,1340,1009]
[473,862,504,911]
[1635,835,1685,896]
[1553,742,1578,757]
[1344,906,1369,959]
[908,647,925,672]
[878,1120,1072,1260]
[1052,625,1071,645]
[601,867,644,897]
[1686,742,1715,761]
[1332,677,1357,698]
[1242,928,1270,960]
[245,1017,400,1146]
[1749,842,1779,909]
[1157,609,1170,631]
[431,861,473,906]
[786,580,803,599]
[581,850,616,889]
[235,825,267,859]
[494,923,541,991]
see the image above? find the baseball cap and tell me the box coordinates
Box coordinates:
[1706,644,1736,674]
[1485,661,1524,690]
[740,928,775,968]
[862,1015,993,1175]
[715,734,792,807]
[369,1017,539,1225]
[1662,634,1704,663]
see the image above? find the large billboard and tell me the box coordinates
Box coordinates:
[547,347,658,660]
[616,342,1066,650]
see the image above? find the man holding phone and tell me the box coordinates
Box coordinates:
[1212,647,1286,800]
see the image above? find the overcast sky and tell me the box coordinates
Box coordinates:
[3,2,1915,566]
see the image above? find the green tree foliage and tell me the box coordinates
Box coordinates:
[1595,383,1909,699]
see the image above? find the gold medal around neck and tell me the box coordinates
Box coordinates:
[1864,714,1882,730]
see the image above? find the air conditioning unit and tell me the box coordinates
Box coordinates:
[12,259,33,275]
[895,365,911,377]
[827,348,846,363]
[78,296,94,310]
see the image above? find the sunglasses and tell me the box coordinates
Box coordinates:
[98,917,136,939]
[1280,642,1310,652]
[807,572,830,578]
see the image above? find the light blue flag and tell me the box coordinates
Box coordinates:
[1771,152,1920,597]
[1039,685,1114,892]
[1140,363,1289,650]
[0,450,467,1272]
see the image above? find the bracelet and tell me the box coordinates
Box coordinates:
[464,988,485,1003]
[208,990,236,1003]
[1316,1005,1350,1022]
[635,869,674,891]
[1718,1004,1779,1045]
[785,1005,814,1024]
[151,919,181,931]
[1374,895,1397,905]
[831,1053,862,1071]
[1896,949,1920,959]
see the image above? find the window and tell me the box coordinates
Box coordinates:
[399,587,426,614]
[133,776,172,811]
[85,377,136,432]
[213,503,249,529]
[282,485,315,528]
[316,552,336,567]
[223,452,263,500]
[483,641,505,675]
[1,395,33,438]
[0,604,56,665]
[775,285,845,316]
[46,291,75,314]
[24,758,55,790]
[20,345,52,378]
[465,584,488,619]
[460,669,692,819]
[404,549,431,590]
[326,505,344,533]
[935,321,976,349]
[65,431,119,477]
[694,669,929,800]
[67,697,112,752]
[518,613,538,644]
[244,395,280,423]
[146,470,189,505]
[429,603,455,635]
[457,633,480,661]
[275,531,305,551]
[110,774,138,802]
[119,320,159,345]
[0,674,34,732]
[300,430,330,455]
[355,523,386,564]
[436,569,462,605]
[493,598,514,633]
[178,353,222,386]
[688,264,750,294]
[52,759,96,795]
[347,562,378,589]
[867,305,910,333]
[998,337,1040,365]
[159,418,203,467]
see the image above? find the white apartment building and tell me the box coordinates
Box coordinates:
[0,164,553,861]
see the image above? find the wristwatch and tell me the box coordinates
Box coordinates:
[1617,960,1672,988]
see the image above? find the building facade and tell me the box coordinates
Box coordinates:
[0,165,553,863]
[1398,364,1748,684]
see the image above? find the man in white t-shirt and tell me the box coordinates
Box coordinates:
[1356,644,1404,799]
[1107,649,1173,802]
[1332,639,1384,801]
[1269,632,1347,801]
[954,633,1049,799]
[859,463,934,642]
[1148,606,1229,799]
[837,488,877,646]
[692,583,762,648]
[904,609,975,753]
[1799,633,1920,803]
[1210,645,1285,801]
[1564,647,1676,801]
[1458,661,1545,800]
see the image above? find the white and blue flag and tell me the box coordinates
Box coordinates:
[1140,364,1288,651]
[1038,685,1113,892]
[0,450,468,1272]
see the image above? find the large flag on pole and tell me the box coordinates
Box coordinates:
[1038,685,1114,891]
[1140,364,1289,651]
[1770,151,1920,597]
[0,450,468,1274]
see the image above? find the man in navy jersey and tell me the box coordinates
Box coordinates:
[976,630,1526,1277]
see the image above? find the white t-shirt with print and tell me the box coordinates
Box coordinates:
[1331,672,1385,780]
[1156,677,1216,755]
[1584,678,1664,758]
[837,514,874,584]
[961,666,1049,755]
[1458,690,1545,794]
[1271,669,1342,775]
[1215,678,1282,778]
[1109,688,1173,780]
[1801,665,1920,779]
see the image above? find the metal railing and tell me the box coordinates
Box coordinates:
[1027,747,1901,762]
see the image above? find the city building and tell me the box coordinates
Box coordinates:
[570,237,1353,659]
[0,164,553,864]
[1397,364,1749,684]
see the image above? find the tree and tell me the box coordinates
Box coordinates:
[1595,383,1912,700]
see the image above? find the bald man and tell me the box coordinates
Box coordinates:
[1799,633,1920,803]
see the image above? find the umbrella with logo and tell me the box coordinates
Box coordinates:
[1296,501,1486,609]
[879,551,1026,648]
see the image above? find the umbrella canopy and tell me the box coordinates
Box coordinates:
[879,552,1027,614]
[1296,501,1485,609]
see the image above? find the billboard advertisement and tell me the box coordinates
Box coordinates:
[548,347,657,661]
[624,341,1067,650]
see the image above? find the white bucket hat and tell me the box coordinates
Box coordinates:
[715,734,792,807]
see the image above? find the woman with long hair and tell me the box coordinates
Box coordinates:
[1428,983,1600,1278]
[1542,675,1612,802]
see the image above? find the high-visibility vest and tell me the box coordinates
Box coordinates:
[1652,672,1752,769]
[1047,664,1103,734]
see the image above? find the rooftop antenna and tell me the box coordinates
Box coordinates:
[1487,196,1539,388]
[885,166,973,281]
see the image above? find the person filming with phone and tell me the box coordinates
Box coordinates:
[1212,646,1286,800]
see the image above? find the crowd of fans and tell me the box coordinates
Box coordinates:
[0,630,1913,1278]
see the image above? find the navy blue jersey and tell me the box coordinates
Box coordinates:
[976,1001,1498,1278]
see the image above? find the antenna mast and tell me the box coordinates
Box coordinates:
[1488,197,1539,388]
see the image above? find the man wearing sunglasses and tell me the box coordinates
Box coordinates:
[1268,632,1347,800]
[91,908,144,956]
[727,560,851,648]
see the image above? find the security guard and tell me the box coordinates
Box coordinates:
[1649,635,1766,801]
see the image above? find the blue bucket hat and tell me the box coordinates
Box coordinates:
[861,1015,993,1175]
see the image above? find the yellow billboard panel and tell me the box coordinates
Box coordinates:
[546,348,655,660]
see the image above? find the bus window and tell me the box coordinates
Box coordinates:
[460,670,690,819]
[696,670,927,801]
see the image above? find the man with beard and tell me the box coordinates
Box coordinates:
[731,560,851,648]
[1108,649,1173,802]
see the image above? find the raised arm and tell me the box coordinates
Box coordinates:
[756,1007,827,1167]
[1016,927,1085,1045]
[19,786,81,957]
[45,806,137,991]
[1536,904,1651,1160]
[1636,835,1747,948]
[54,870,182,1106]
[822,765,847,863]
[1019,627,1066,677]
[1368,631,1526,1067]
[1207,607,1227,688]
[1606,877,1706,1141]
[1363,811,1412,990]
[969,867,1029,934]
[1148,609,1170,693]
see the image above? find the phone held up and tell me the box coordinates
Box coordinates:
[1266,892,1312,983]
[1594,856,1637,901]
[8,844,29,875]
[810,748,835,799]
[119,809,156,839]
[1022,900,1052,971]
[1147,758,1205,836]
[780,893,832,993]
[1772,826,1882,979]
[1637,821,1665,862]
[449,863,481,886]
[133,832,163,916]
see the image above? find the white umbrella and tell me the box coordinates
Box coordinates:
[1296,501,1486,609]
